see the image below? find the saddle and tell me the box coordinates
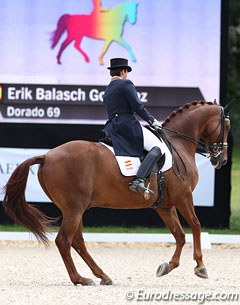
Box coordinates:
[99,126,169,208]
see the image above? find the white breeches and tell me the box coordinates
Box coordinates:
[141,125,172,172]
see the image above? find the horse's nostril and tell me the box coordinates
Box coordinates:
[210,157,218,166]
[222,159,227,166]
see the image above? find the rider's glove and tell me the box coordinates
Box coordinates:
[152,119,161,128]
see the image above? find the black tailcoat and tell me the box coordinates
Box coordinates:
[103,79,155,157]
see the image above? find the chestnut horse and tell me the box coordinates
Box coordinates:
[2,101,232,286]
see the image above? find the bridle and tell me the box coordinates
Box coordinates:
[202,107,229,159]
[151,106,230,179]
[159,106,229,160]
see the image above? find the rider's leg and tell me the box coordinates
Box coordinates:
[129,125,165,194]
[129,146,163,193]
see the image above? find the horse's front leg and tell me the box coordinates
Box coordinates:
[72,220,113,285]
[155,206,186,276]
[98,39,112,65]
[115,37,137,62]
[177,195,208,279]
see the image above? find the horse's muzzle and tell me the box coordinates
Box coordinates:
[210,156,227,169]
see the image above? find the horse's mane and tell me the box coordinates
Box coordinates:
[162,100,216,127]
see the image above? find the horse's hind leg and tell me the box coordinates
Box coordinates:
[154,206,186,277]
[55,210,95,285]
[56,36,73,64]
[72,220,113,285]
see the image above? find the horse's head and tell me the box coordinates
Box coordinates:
[120,2,138,25]
[204,101,233,169]
[162,100,234,171]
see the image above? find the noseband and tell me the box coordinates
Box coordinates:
[204,107,228,158]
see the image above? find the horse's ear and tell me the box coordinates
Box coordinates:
[224,100,235,116]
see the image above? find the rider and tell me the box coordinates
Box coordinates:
[103,58,165,195]
[91,0,108,14]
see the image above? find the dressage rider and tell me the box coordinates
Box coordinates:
[91,0,108,14]
[103,58,164,195]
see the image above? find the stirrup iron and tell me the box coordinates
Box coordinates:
[143,182,154,200]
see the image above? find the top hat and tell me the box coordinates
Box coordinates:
[107,58,132,72]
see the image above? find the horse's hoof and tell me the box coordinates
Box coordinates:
[156,262,169,277]
[194,267,208,279]
[100,279,113,285]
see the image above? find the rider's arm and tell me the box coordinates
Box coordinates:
[123,80,158,125]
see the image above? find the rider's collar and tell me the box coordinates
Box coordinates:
[111,76,123,81]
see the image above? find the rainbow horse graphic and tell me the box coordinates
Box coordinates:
[51,2,138,65]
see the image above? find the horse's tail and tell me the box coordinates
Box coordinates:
[51,14,71,48]
[2,155,54,245]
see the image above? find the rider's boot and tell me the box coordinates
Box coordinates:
[129,146,164,195]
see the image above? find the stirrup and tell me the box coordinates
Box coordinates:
[129,179,154,198]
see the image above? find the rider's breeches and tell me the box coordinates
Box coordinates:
[141,125,171,162]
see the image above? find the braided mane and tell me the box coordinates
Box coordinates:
[162,100,215,127]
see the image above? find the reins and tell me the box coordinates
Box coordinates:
[147,126,187,179]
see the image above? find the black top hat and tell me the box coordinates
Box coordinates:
[107,58,132,72]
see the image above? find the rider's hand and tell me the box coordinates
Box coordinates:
[152,119,161,128]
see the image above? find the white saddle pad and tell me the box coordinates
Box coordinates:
[100,142,172,176]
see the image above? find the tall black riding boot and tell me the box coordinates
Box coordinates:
[129,146,164,195]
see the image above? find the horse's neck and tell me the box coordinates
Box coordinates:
[167,110,200,141]
[112,3,130,18]
[165,105,217,145]
[93,5,126,21]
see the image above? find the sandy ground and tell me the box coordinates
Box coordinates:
[0,241,239,305]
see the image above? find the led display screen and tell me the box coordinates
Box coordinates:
[0,0,221,124]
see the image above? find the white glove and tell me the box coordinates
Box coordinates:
[152,119,161,128]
